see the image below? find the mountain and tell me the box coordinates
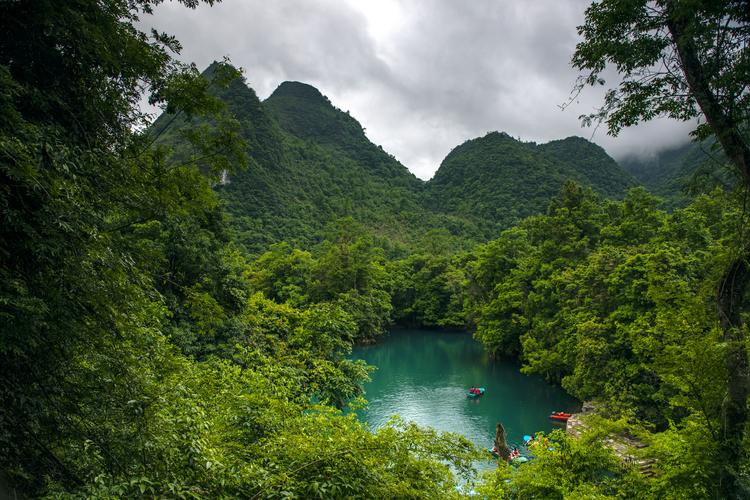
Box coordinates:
[152,64,641,252]
[538,136,638,196]
[424,132,638,235]
[264,81,421,185]
[152,64,482,254]
[619,140,731,207]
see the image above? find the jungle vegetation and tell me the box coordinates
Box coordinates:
[1,0,749,498]
[621,139,732,209]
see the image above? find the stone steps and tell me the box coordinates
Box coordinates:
[565,402,656,477]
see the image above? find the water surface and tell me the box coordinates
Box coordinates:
[352,329,579,454]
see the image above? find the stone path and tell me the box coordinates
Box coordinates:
[565,402,656,477]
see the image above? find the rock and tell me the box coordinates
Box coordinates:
[494,422,511,460]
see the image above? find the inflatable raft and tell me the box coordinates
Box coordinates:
[467,387,486,398]
[549,411,572,422]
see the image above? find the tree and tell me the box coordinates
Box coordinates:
[0,0,246,491]
[572,1,750,496]
[312,217,385,299]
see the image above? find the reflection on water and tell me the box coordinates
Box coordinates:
[352,329,579,459]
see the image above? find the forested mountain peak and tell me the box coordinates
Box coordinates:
[537,135,638,196]
[151,65,646,249]
[263,76,422,187]
[268,80,330,104]
[151,64,485,252]
[431,131,525,179]
[540,135,611,159]
[264,79,365,142]
[425,130,637,236]
[538,135,618,167]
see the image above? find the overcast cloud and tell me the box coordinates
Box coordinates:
[144,0,695,180]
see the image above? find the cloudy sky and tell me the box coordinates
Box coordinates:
[144,0,695,180]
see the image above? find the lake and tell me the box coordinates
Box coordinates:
[351,329,579,457]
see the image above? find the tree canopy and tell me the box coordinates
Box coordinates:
[572,1,750,496]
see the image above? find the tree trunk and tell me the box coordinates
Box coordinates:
[666,12,750,184]
[717,250,750,498]
[666,7,750,496]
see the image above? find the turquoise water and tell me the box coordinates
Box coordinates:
[352,329,579,455]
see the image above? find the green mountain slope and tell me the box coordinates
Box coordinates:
[424,132,638,235]
[152,65,482,254]
[264,81,422,187]
[538,136,637,196]
[153,64,643,251]
[619,140,730,207]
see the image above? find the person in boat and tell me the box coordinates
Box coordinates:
[470,387,476,394]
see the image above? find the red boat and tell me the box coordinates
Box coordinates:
[549,411,572,422]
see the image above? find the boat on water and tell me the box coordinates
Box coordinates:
[549,411,572,422]
[488,445,531,464]
[467,387,486,398]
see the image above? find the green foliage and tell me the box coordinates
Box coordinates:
[469,184,737,426]
[620,139,733,209]
[643,415,724,499]
[479,429,645,499]
[0,0,248,491]
[312,218,386,299]
[0,1,485,497]
[574,5,750,495]
[246,242,314,306]
[242,219,395,343]
[572,0,750,143]
[425,132,637,237]
[466,183,746,495]
[389,253,468,328]
[41,349,480,499]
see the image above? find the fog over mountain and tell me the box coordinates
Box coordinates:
[143,0,695,180]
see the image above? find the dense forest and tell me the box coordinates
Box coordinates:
[621,139,732,208]
[1,0,749,499]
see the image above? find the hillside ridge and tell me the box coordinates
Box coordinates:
[153,64,641,250]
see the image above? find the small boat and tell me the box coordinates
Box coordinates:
[467,387,486,398]
[549,411,572,422]
[488,446,531,464]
